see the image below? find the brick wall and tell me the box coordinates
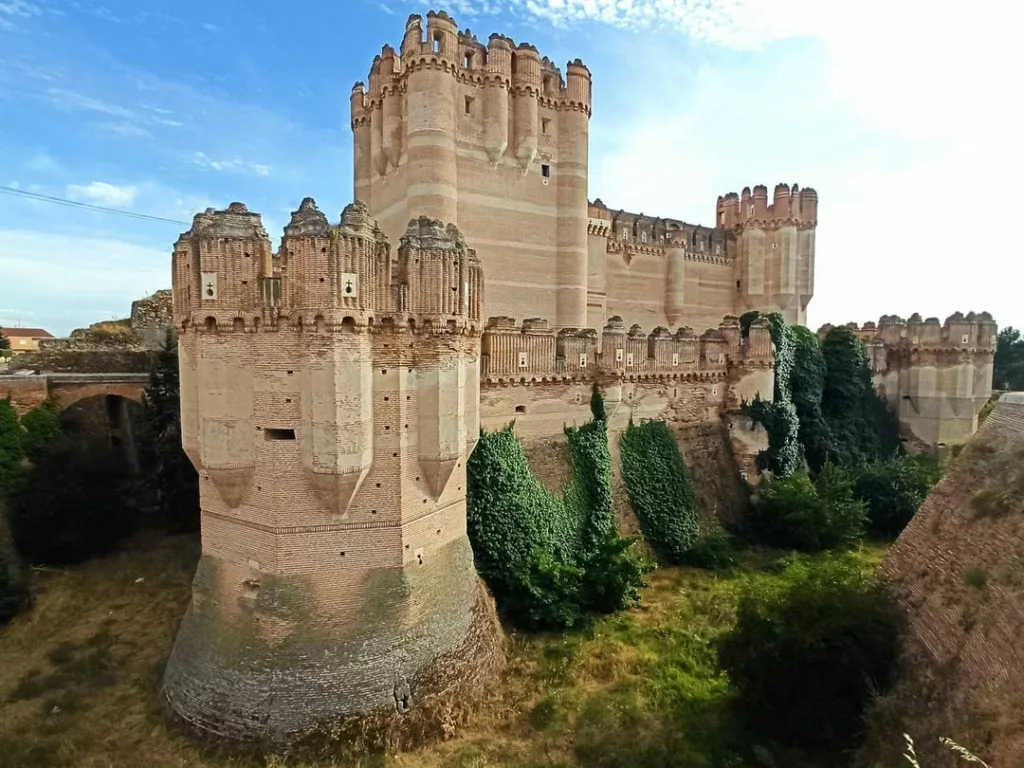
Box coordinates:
[864,393,1024,767]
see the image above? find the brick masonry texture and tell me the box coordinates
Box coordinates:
[353,13,816,332]
[163,201,504,744]
[869,393,1024,766]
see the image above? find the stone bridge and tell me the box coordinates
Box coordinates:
[1,373,149,416]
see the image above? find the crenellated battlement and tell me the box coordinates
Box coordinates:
[815,311,998,446]
[817,311,998,353]
[352,12,815,343]
[480,313,773,383]
[172,199,483,336]
[166,196,502,742]
[350,10,592,126]
[716,183,818,230]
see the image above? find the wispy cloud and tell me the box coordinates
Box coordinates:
[0,0,40,30]
[94,120,153,138]
[25,153,61,174]
[67,181,140,209]
[192,151,271,177]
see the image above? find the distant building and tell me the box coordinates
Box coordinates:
[0,327,54,354]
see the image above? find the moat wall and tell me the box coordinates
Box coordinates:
[489,375,763,528]
[860,393,1024,767]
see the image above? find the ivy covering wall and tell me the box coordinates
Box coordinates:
[741,314,902,477]
[466,389,649,629]
[741,312,802,476]
[619,418,699,563]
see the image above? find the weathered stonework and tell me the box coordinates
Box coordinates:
[9,289,174,374]
[820,312,997,447]
[163,199,504,744]
[352,12,817,333]
[859,393,1024,767]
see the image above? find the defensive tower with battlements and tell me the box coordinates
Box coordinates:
[351,11,817,333]
[163,199,503,742]
[818,312,997,446]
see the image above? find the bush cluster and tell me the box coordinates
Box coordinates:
[854,455,941,536]
[718,555,902,751]
[619,418,699,563]
[0,499,30,625]
[467,388,650,629]
[748,465,866,552]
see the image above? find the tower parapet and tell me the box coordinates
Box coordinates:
[165,199,502,744]
[721,182,817,327]
[817,312,998,446]
[352,10,592,330]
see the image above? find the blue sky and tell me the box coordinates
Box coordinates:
[0,0,1019,337]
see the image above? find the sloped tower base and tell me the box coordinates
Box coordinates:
[162,536,504,746]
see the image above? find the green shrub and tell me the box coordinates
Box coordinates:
[18,400,61,461]
[748,464,865,552]
[0,396,25,499]
[680,528,737,570]
[467,394,648,630]
[853,455,940,535]
[7,437,138,565]
[619,419,699,563]
[718,555,901,751]
[0,501,30,625]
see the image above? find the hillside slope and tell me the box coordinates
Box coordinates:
[862,393,1024,767]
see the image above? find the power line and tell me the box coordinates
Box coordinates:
[0,185,191,225]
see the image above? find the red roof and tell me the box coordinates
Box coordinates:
[0,327,53,338]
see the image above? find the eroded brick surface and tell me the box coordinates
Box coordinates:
[869,395,1024,766]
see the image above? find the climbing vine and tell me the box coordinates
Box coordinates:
[742,312,802,476]
[619,418,699,564]
[820,326,901,467]
[741,315,902,479]
[789,326,832,474]
[466,386,649,629]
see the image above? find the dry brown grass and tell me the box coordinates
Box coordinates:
[0,532,889,768]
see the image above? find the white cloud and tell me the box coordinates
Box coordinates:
[192,151,271,177]
[95,120,153,138]
[66,181,139,209]
[0,1,40,19]
[448,0,1020,328]
[25,153,61,173]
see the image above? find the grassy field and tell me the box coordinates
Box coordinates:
[0,532,889,768]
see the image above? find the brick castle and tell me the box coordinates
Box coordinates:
[157,9,996,742]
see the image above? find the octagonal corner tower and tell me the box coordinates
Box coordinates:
[164,198,502,743]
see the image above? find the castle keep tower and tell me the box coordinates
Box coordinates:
[717,183,817,327]
[164,199,502,742]
[352,10,592,330]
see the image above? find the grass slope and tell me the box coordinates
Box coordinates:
[0,533,888,768]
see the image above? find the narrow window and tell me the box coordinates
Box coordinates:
[465,95,473,115]
[432,33,441,53]
[264,428,296,441]
[463,51,473,69]
[542,75,552,93]
[541,163,550,178]
[541,117,550,134]
[749,204,755,215]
